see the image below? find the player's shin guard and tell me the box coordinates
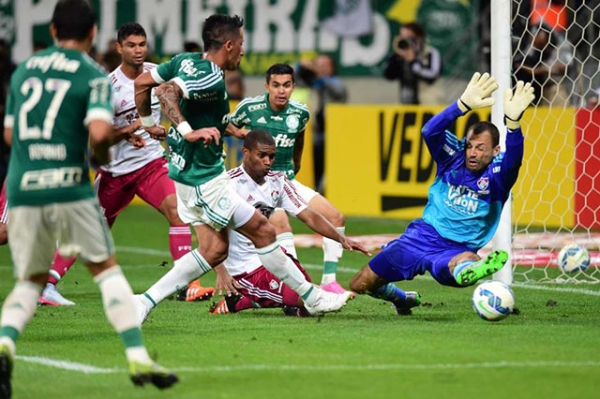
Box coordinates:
[48,252,77,285]
[0,281,42,348]
[93,266,151,364]
[257,242,315,302]
[321,227,345,285]
[143,249,212,307]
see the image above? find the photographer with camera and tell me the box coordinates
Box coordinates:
[383,22,441,104]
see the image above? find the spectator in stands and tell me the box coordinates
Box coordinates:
[382,22,442,105]
[296,54,347,194]
[513,22,573,106]
[225,68,245,100]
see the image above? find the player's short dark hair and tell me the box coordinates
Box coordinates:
[202,14,244,52]
[266,64,295,84]
[243,130,275,150]
[117,22,146,44]
[467,121,500,147]
[51,0,96,41]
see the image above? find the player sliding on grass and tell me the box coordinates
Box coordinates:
[210,130,369,315]
[0,1,178,397]
[133,14,363,323]
[349,72,535,315]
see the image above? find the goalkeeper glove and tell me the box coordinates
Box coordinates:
[457,72,499,113]
[504,81,535,130]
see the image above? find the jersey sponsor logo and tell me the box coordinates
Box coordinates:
[170,152,186,170]
[178,59,205,77]
[25,52,81,73]
[285,114,299,130]
[493,166,501,173]
[20,167,83,191]
[256,116,267,124]
[270,115,283,121]
[445,184,480,214]
[248,103,267,112]
[274,134,295,148]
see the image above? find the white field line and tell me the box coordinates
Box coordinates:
[15,356,600,374]
[116,246,600,297]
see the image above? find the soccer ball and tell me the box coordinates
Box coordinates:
[472,281,515,322]
[557,243,590,273]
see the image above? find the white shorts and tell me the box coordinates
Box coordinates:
[290,179,318,203]
[8,199,115,280]
[175,171,255,230]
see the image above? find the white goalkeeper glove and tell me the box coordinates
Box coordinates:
[504,80,535,130]
[457,72,499,113]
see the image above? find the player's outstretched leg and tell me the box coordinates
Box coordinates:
[0,344,13,399]
[369,283,422,316]
[453,250,509,286]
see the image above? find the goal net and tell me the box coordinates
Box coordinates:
[509,0,600,283]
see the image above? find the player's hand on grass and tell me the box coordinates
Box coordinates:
[185,127,221,147]
[214,264,241,296]
[341,237,372,256]
[458,72,499,113]
[504,80,535,130]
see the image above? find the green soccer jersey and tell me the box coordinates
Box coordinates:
[4,46,113,207]
[151,53,230,186]
[230,93,310,180]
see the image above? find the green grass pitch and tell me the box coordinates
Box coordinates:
[1,205,599,399]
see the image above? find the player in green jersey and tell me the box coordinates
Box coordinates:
[227,63,350,294]
[0,2,178,396]
[133,14,369,323]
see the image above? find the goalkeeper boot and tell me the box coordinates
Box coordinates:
[209,294,241,314]
[304,288,353,316]
[129,360,179,389]
[0,344,13,399]
[455,250,509,286]
[394,291,422,316]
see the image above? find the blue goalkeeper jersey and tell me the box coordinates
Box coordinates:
[420,102,524,250]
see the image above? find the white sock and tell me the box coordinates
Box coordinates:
[94,266,140,332]
[0,281,43,345]
[93,266,151,364]
[321,227,345,284]
[276,232,298,259]
[143,249,212,307]
[257,242,316,302]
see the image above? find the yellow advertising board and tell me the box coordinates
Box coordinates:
[326,105,575,228]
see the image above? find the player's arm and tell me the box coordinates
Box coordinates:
[87,76,115,165]
[155,81,220,146]
[293,128,305,175]
[225,123,248,139]
[134,70,166,139]
[89,120,114,165]
[3,85,14,147]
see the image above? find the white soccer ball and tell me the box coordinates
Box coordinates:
[557,243,591,273]
[472,281,515,322]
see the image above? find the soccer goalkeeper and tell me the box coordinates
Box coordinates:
[349,72,535,315]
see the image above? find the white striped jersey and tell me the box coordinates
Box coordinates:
[224,165,308,276]
[102,63,164,176]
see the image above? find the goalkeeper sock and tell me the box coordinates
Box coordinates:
[369,283,407,305]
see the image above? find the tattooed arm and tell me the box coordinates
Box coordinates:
[155,81,221,146]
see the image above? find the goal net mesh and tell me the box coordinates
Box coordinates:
[509,0,600,283]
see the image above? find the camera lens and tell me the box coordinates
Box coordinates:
[398,39,410,50]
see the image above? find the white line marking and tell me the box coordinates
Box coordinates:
[116,246,600,296]
[16,355,600,374]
